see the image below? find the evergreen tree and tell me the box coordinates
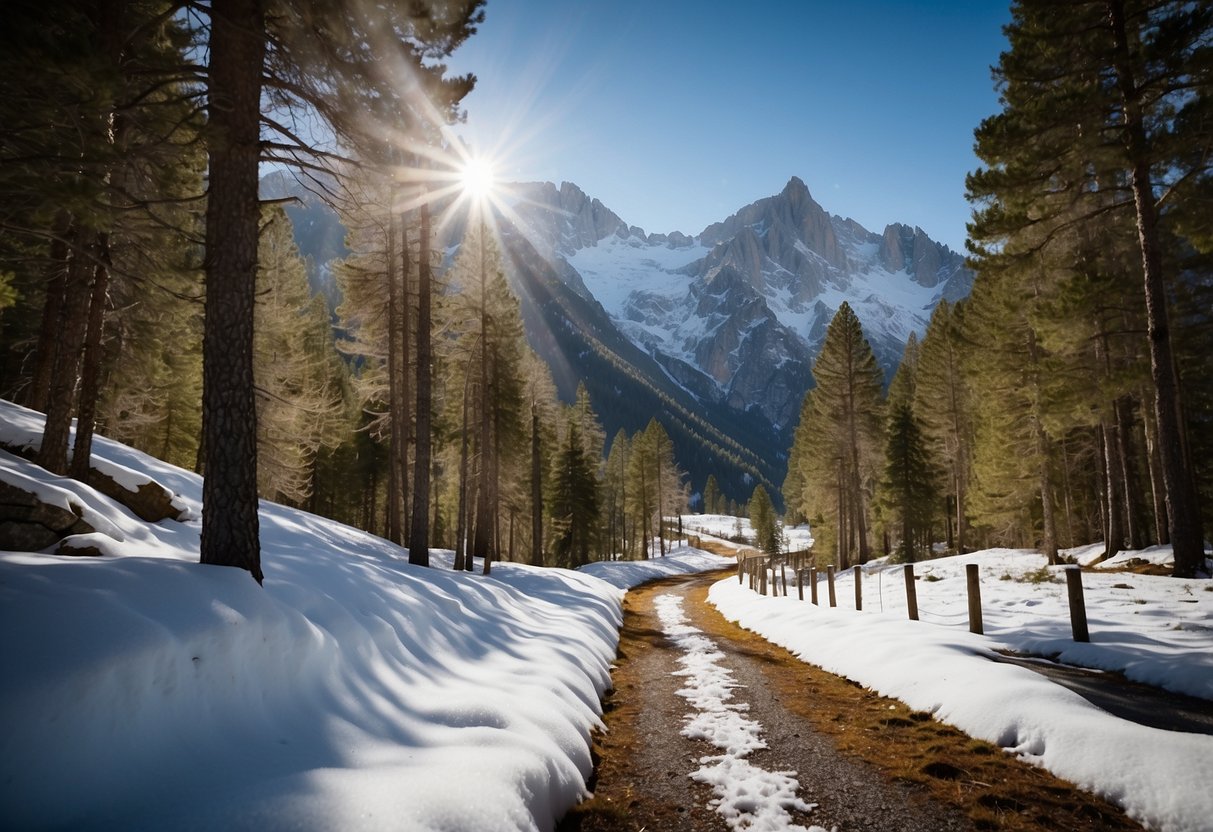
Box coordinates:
[748,484,779,556]
[253,207,345,505]
[703,474,721,515]
[968,0,1211,576]
[913,302,973,553]
[604,430,631,559]
[881,403,940,562]
[549,418,600,567]
[785,303,884,566]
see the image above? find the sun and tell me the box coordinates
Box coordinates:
[459,156,496,200]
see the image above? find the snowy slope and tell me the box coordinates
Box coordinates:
[710,548,1213,832]
[0,400,728,831]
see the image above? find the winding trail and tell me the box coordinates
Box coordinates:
[560,569,1146,832]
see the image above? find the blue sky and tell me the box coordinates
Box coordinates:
[446,1,1012,253]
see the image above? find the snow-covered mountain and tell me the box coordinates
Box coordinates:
[265,171,972,504]
[502,176,973,432]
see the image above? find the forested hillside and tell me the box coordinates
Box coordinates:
[784,0,1211,578]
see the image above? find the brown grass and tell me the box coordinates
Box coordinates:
[563,571,1145,831]
[683,581,1145,831]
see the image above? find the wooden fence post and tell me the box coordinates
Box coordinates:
[760,560,767,595]
[904,564,918,621]
[1066,566,1090,642]
[738,554,744,583]
[827,565,837,607]
[780,563,789,597]
[854,565,863,610]
[809,566,818,605]
[796,566,804,601]
[966,563,983,635]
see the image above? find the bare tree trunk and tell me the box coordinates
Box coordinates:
[199,0,266,583]
[38,228,94,474]
[530,402,543,566]
[70,234,112,481]
[472,223,493,562]
[407,203,431,566]
[1100,422,1124,560]
[400,217,411,545]
[26,214,70,413]
[655,441,665,556]
[1141,400,1168,545]
[385,208,402,544]
[1107,0,1204,577]
[454,358,472,571]
[1115,397,1144,550]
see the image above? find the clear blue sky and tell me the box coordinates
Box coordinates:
[446,1,1012,253]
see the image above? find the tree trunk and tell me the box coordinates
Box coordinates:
[70,234,112,481]
[1141,400,1168,545]
[407,202,431,566]
[385,208,402,545]
[400,216,411,545]
[530,402,543,566]
[1101,421,1124,559]
[26,213,70,413]
[38,227,94,474]
[454,358,472,571]
[199,0,266,583]
[1115,397,1144,550]
[655,441,665,556]
[472,223,493,562]
[1107,0,1204,578]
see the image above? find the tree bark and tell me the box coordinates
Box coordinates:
[408,202,431,566]
[26,213,70,413]
[37,226,93,474]
[199,0,266,583]
[385,208,402,545]
[1107,0,1204,577]
[70,234,112,481]
[472,222,494,562]
[530,402,543,566]
[400,215,411,545]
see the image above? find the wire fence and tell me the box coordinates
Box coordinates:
[735,553,1092,643]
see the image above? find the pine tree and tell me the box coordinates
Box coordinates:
[604,430,631,559]
[913,301,973,553]
[748,485,779,556]
[968,0,1210,575]
[881,403,940,562]
[703,474,721,515]
[549,417,600,567]
[785,303,884,566]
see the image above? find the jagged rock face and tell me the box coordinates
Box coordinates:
[503,176,972,431]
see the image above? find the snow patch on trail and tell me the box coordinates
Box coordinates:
[654,594,827,832]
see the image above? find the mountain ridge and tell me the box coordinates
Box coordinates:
[265,171,972,505]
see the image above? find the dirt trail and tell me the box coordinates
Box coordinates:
[560,570,1144,832]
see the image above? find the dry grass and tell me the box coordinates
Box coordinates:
[563,571,1145,831]
[684,582,1145,831]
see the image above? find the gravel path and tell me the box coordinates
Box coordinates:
[560,570,971,831]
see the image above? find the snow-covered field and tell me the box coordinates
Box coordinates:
[0,400,729,831]
[711,548,1213,832]
[682,513,814,552]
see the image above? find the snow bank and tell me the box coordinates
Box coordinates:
[579,544,735,589]
[710,557,1213,832]
[0,399,629,831]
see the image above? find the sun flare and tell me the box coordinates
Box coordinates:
[459,156,496,200]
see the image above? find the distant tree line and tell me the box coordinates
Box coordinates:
[785,0,1211,578]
